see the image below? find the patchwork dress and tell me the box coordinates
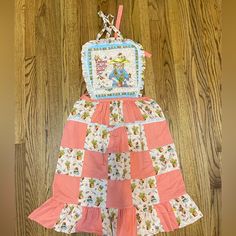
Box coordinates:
[28,10,203,236]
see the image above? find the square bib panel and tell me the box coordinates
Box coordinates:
[81,38,146,99]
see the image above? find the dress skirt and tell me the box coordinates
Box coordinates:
[28,93,203,235]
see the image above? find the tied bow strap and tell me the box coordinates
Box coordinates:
[96,11,123,40]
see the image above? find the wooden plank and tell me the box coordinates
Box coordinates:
[15,143,26,236]
[166,0,221,236]
[15,0,25,144]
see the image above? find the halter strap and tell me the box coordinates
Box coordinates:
[96,11,123,40]
[114,5,123,38]
[96,6,152,58]
[114,5,152,58]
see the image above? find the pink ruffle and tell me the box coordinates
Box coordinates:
[28,193,203,235]
[28,197,65,228]
[117,207,137,236]
[154,201,179,232]
[75,206,137,236]
[76,207,103,235]
[28,174,81,228]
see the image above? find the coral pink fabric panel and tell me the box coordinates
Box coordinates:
[156,169,186,202]
[122,100,144,123]
[82,151,108,179]
[106,179,133,208]
[52,174,81,204]
[60,120,87,148]
[76,207,103,235]
[106,126,129,153]
[144,121,173,149]
[154,201,179,231]
[117,207,137,236]
[28,197,65,228]
[91,101,110,125]
[130,151,155,178]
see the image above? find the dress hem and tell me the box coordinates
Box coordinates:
[39,214,204,236]
[28,193,203,236]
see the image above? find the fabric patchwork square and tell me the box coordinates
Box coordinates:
[52,174,81,204]
[55,147,85,176]
[91,101,110,125]
[126,124,148,151]
[106,180,133,208]
[131,176,159,208]
[117,207,137,236]
[130,151,156,179]
[149,143,180,175]
[143,121,173,149]
[79,177,107,208]
[154,201,179,231]
[54,204,83,234]
[82,151,108,179]
[156,169,186,202]
[109,100,124,125]
[67,100,98,122]
[108,152,131,180]
[169,194,203,228]
[135,99,165,121]
[136,205,164,236]
[106,126,130,153]
[60,121,87,149]
[101,208,118,236]
[122,99,144,123]
[75,207,103,234]
[84,124,110,152]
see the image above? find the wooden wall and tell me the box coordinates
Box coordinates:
[15,0,222,235]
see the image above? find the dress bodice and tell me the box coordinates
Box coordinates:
[81,11,146,99]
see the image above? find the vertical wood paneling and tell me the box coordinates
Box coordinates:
[15,0,25,144]
[15,0,222,235]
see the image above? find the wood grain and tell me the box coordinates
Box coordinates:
[15,0,222,235]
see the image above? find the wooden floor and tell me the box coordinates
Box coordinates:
[15,0,222,235]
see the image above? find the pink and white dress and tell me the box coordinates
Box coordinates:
[28,9,203,236]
